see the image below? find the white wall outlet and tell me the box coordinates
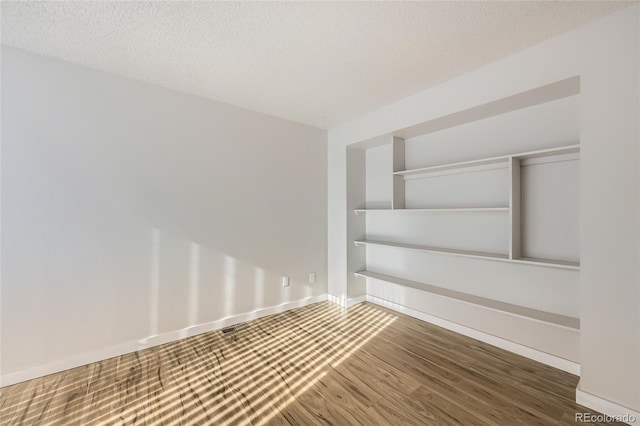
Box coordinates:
[309,272,316,283]
[282,276,290,287]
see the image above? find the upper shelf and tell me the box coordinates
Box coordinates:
[394,144,580,178]
[394,156,508,178]
[354,207,509,215]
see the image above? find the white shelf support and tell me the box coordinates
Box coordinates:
[392,136,405,209]
[509,157,522,260]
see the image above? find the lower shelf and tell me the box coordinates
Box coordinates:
[354,240,579,270]
[355,270,580,330]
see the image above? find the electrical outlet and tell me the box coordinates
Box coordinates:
[309,272,316,283]
[282,276,290,287]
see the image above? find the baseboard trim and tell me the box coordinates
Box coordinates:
[327,294,366,308]
[576,381,640,425]
[326,293,343,306]
[0,294,329,388]
[366,295,581,375]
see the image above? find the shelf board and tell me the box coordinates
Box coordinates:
[511,257,580,270]
[395,156,509,178]
[355,270,580,330]
[354,240,580,270]
[354,207,509,215]
[394,144,580,178]
[354,240,508,261]
[515,144,580,160]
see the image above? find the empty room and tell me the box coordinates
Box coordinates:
[1,1,640,425]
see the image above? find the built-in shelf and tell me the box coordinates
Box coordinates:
[355,270,580,330]
[511,257,580,270]
[354,240,579,270]
[354,207,509,215]
[394,144,580,179]
[355,239,508,261]
[395,156,508,178]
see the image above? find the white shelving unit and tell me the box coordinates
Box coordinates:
[348,82,582,366]
[356,142,580,270]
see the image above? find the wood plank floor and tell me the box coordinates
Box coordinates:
[0,302,618,425]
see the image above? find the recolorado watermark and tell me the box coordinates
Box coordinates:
[576,412,637,423]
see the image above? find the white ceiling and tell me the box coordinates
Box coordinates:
[1,1,634,128]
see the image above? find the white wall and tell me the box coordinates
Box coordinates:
[0,47,327,384]
[579,5,639,415]
[365,145,392,209]
[328,4,640,414]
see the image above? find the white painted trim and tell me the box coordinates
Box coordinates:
[366,295,580,375]
[327,293,345,306]
[0,294,328,388]
[327,294,367,308]
[347,295,367,307]
[520,151,579,167]
[576,381,640,425]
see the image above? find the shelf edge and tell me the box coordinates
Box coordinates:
[354,207,510,214]
[356,270,580,330]
[355,240,579,270]
[395,143,580,177]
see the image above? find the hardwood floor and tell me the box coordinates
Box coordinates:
[0,301,617,425]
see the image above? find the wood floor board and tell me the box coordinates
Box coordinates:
[270,399,324,426]
[1,301,621,425]
[295,371,381,426]
[381,320,579,400]
[406,385,493,426]
[377,326,568,404]
[377,324,577,405]
[331,351,420,404]
[374,302,577,387]
[375,349,525,425]
[366,393,461,426]
[361,332,572,424]
[1,366,92,426]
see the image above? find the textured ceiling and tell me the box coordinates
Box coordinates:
[1,1,635,128]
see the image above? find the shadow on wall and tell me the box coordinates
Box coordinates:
[140,226,317,347]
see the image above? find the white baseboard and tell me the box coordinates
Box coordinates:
[576,381,640,425]
[326,293,343,306]
[327,293,366,308]
[366,295,581,375]
[0,294,328,388]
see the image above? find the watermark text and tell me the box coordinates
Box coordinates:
[576,412,637,423]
